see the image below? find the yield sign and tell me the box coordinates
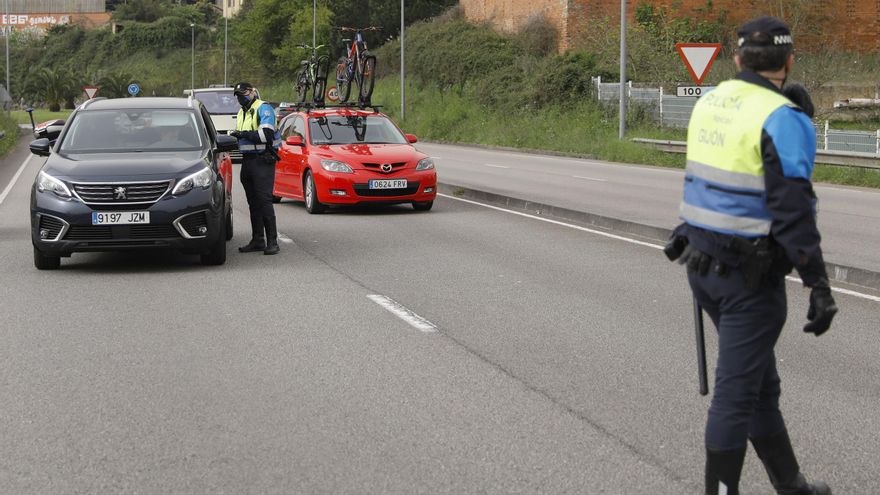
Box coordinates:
[83,86,100,99]
[675,43,722,86]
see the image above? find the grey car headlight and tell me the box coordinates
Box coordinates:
[36,171,72,198]
[172,168,213,195]
[416,158,435,170]
[320,159,354,173]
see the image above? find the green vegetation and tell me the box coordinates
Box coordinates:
[10,109,73,126]
[2,0,876,186]
[0,113,21,158]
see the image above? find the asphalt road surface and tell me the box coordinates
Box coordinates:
[1,149,878,493]
[418,142,880,275]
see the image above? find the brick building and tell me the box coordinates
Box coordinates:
[460,0,880,53]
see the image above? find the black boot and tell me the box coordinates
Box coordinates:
[263,216,279,255]
[750,429,831,495]
[706,447,746,495]
[238,214,266,253]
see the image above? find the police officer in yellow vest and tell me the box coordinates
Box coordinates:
[667,17,837,495]
[229,82,282,255]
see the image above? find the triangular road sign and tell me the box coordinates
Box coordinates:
[83,86,100,99]
[675,43,722,86]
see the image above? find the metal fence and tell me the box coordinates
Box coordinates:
[6,1,104,13]
[593,76,880,154]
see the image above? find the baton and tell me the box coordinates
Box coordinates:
[693,296,709,396]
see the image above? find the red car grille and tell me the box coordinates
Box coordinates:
[353,182,421,197]
[362,162,407,173]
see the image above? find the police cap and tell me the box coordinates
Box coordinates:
[737,16,793,48]
[233,81,254,95]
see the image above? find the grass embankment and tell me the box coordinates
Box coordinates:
[371,77,685,167]
[370,78,880,189]
[10,109,73,126]
[0,112,21,158]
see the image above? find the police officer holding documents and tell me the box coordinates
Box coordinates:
[230,82,282,255]
[666,16,838,495]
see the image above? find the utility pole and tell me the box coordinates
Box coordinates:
[400,0,405,120]
[5,0,10,108]
[190,24,195,91]
[224,16,228,86]
[618,0,627,140]
[313,0,316,47]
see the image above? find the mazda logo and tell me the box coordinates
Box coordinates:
[114,186,127,200]
[381,163,393,173]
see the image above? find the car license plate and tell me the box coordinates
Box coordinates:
[369,179,407,190]
[91,211,150,225]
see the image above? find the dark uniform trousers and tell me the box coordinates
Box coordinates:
[688,266,788,451]
[240,153,276,224]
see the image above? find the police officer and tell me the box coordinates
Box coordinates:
[230,82,282,255]
[668,16,838,495]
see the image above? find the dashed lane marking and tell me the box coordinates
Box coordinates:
[277,232,295,244]
[367,294,438,333]
[573,175,607,182]
[484,163,510,169]
[439,193,880,303]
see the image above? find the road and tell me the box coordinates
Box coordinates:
[1,148,878,493]
[417,142,880,276]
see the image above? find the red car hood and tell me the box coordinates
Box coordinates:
[317,144,426,168]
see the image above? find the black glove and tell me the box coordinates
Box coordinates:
[678,244,712,275]
[228,130,241,139]
[804,286,838,336]
[783,83,815,118]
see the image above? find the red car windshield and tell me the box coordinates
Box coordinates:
[309,115,407,145]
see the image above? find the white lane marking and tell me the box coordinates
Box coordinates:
[367,294,437,333]
[439,193,880,303]
[0,154,34,206]
[277,232,294,244]
[573,175,607,182]
[484,163,510,169]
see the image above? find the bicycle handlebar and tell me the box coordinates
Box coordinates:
[335,26,382,32]
[295,43,325,50]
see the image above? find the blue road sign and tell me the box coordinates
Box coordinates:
[128,83,140,96]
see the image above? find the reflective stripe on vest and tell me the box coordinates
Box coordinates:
[679,80,792,237]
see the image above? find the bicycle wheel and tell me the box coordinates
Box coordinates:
[295,68,310,103]
[357,54,377,105]
[313,55,330,105]
[336,56,353,104]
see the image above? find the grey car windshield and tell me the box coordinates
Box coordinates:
[309,115,407,145]
[193,91,239,114]
[60,109,205,153]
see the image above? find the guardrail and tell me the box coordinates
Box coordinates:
[632,138,880,170]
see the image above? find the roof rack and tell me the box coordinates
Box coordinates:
[292,101,383,114]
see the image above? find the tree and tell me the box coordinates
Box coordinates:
[112,0,172,23]
[96,71,136,98]
[26,68,77,111]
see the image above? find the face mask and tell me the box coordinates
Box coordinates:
[237,93,253,107]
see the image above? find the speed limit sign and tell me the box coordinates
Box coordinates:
[326,86,340,103]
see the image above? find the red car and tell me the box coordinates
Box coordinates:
[272,107,437,212]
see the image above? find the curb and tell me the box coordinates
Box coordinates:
[439,181,880,292]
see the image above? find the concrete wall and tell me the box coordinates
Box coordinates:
[6,1,104,13]
[460,0,571,50]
